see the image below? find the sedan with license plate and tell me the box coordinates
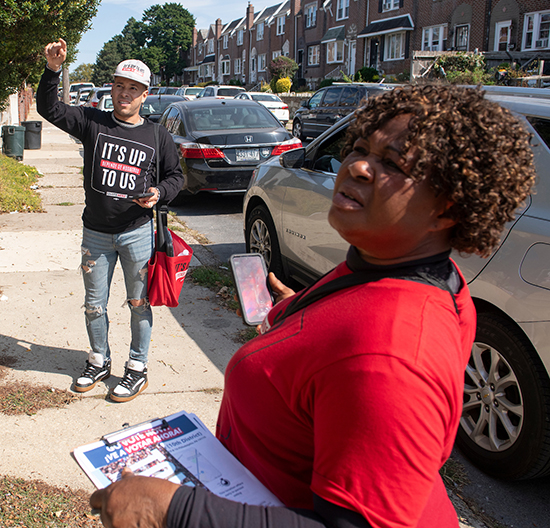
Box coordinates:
[234,92,289,125]
[158,98,301,195]
[243,93,550,481]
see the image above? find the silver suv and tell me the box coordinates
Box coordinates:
[243,91,550,480]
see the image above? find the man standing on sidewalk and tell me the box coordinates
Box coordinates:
[37,39,184,402]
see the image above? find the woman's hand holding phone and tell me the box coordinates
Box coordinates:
[267,272,295,304]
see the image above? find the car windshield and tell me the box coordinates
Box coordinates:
[190,106,280,130]
[185,87,202,96]
[251,94,280,102]
[141,98,175,116]
[217,88,245,97]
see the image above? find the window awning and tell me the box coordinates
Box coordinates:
[358,15,414,38]
[321,25,346,43]
[199,54,216,65]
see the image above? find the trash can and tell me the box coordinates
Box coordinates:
[1,125,25,160]
[21,120,42,150]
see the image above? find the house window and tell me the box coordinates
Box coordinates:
[259,53,267,71]
[495,20,511,51]
[336,0,349,20]
[455,24,469,51]
[523,12,550,50]
[234,58,242,74]
[385,32,405,60]
[326,41,344,63]
[198,43,203,55]
[422,26,445,51]
[222,60,230,75]
[207,39,214,54]
[237,29,244,46]
[382,0,399,12]
[223,35,228,49]
[305,3,317,28]
[251,57,256,72]
[257,22,264,40]
[308,44,320,65]
[277,16,285,35]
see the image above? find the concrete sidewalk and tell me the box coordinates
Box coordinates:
[0,104,243,492]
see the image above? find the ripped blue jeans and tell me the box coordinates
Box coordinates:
[81,220,154,364]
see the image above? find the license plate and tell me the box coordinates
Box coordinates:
[236,149,259,161]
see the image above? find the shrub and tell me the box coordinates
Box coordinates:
[354,67,380,83]
[276,77,291,93]
[319,78,336,88]
[268,56,298,79]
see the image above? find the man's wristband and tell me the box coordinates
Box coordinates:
[46,64,62,73]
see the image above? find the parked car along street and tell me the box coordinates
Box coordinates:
[234,92,290,126]
[158,98,301,195]
[68,82,94,104]
[97,95,113,111]
[83,86,111,108]
[139,94,188,123]
[292,82,396,141]
[243,92,550,482]
[175,86,203,100]
[196,85,246,99]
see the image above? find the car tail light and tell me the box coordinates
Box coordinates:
[282,104,288,109]
[179,143,225,159]
[271,138,302,156]
[92,102,98,107]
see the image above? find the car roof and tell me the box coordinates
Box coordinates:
[486,94,550,119]
[144,94,186,102]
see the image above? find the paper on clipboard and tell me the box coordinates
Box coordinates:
[72,409,282,507]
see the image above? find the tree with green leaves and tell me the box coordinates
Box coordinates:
[70,63,94,83]
[91,19,140,86]
[133,3,195,83]
[0,0,99,109]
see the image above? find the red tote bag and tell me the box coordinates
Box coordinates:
[148,205,193,307]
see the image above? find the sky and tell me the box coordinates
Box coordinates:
[74,0,274,69]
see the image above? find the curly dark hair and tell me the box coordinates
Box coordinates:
[343,84,536,256]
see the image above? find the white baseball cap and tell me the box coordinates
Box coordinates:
[113,59,151,88]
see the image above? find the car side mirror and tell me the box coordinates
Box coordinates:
[300,100,309,108]
[279,148,306,169]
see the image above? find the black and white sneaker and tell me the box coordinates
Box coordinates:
[110,360,148,402]
[74,353,111,393]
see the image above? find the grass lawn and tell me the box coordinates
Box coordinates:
[0,153,43,213]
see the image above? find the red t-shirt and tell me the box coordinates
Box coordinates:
[216,261,476,528]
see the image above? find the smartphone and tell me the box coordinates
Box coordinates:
[230,253,273,326]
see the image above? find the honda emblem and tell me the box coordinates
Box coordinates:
[244,135,253,143]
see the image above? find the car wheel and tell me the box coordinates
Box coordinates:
[245,205,284,280]
[455,312,550,479]
[292,119,305,141]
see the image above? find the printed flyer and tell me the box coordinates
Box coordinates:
[73,410,282,507]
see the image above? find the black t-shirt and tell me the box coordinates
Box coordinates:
[36,67,184,234]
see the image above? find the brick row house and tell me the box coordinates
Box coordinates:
[181,0,550,89]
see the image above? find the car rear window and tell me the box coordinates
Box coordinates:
[251,94,280,102]
[141,99,174,116]
[190,106,280,130]
[185,87,202,96]
[218,88,245,97]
